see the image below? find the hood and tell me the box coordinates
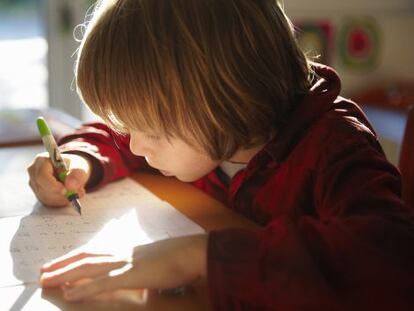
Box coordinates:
[263,63,374,163]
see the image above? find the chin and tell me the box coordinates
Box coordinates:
[175,174,202,183]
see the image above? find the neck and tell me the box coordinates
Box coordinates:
[228,144,266,164]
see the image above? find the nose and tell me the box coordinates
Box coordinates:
[129,133,150,157]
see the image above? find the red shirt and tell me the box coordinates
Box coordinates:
[59,64,414,310]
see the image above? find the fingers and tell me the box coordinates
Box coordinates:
[63,154,92,191]
[27,154,68,207]
[64,169,88,197]
[41,251,108,272]
[27,153,89,206]
[28,179,68,206]
[62,271,129,301]
[40,256,128,288]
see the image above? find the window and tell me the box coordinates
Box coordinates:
[0,0,47,110]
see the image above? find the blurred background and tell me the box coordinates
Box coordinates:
[0,0,413,163]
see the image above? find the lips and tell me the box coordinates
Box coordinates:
[145,158,174,177]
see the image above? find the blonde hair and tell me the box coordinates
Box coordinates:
[76,0,311,160]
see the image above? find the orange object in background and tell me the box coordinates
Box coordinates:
[352,81,414,111]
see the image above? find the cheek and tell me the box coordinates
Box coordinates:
[158,138,218,181]
[173,156,218,181]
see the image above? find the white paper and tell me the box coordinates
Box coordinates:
[0,178,204,287]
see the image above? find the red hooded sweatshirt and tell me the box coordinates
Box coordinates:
[59,64,414,311]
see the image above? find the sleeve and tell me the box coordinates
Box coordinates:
[207,130,414,310]
[57,122,153,190]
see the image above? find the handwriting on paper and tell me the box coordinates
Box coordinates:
[0,178,204,287]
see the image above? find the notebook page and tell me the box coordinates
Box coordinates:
[0,178,204,287]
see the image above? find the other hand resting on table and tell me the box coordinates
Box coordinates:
[40,235,207,301]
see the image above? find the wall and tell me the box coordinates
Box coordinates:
[45,0,88,119]
[284,0,414,164]
[283,0,414,96]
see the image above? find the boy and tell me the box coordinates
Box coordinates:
[28,0,414,310]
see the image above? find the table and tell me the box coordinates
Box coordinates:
[0,145,257,310]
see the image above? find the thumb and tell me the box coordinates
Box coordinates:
[64,169,88,191]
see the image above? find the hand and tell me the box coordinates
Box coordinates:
[27,152,92,207]
[40,235,208,301]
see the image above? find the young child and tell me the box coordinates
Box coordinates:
[28,0,414,309]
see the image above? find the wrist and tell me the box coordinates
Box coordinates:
[192,234,208,278]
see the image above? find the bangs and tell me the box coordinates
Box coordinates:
[76,2,180,138]
[86,89,173,138]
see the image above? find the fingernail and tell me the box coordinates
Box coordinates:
[39,275,47,286]
[61,188,67,195]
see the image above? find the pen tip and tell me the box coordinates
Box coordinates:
[71,198,82,216]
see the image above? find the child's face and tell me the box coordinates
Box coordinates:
[129,130,220,182]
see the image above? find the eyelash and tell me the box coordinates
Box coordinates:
[145,134,160,140]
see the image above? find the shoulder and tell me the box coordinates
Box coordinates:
[303,98,398,180]
[309,97,381,151]
[282,97,387,173]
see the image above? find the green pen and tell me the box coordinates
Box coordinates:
[36,117,82,215]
